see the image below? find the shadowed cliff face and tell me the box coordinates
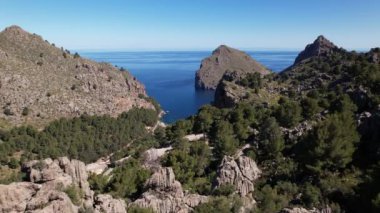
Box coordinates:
[294,35,341,64]
[195,45,270,90]
[0,25,153,128]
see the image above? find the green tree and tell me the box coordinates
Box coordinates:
[107,158,150,199]
[210,120,239,158]
[275,97,302,128]
[304,111,359,172]
[259,117,285,158]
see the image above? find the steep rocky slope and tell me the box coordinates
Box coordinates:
[0,25,153,128]
[195,45,270,90]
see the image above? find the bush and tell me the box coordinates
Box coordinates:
[259,117,284,159]
[64,184,83,205]
[213,184,235,196]
[8,157,19,169]
[74,52,80,59]
[3,108,13,116]
[106,158,150,199]
[194,196,242,213]
[275,97,302,128]
[22,107,29,116]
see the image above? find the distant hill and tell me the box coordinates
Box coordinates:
[0,26,153,128]
[195,45,270,90]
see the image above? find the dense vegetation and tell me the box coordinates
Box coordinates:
[0,108,158,165]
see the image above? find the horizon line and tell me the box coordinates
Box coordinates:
[74,47,371,53]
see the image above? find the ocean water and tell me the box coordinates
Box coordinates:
[80,51,298,123]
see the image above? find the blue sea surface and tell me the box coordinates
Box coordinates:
[80,51,298,123]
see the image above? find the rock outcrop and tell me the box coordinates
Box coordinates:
[280,207,332,213]
[0,25,153,128]
[0,157,126,213]
[195,45,269,90]
[142,147,173,169]
[94,194,127,213]
[133,167,208,213]
[294,35,340,64]
[216,156,261,197]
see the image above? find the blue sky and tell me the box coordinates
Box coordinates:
[0,0,379,51]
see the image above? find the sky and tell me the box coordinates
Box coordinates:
[0,0,379,51]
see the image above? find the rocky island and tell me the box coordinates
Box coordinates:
[195,45,270,90]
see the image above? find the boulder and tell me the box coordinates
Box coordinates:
[0,182,41,212]
[280,207,332,213]
[142,147,173,169]
[133,167,208,213]
[216,156,261,196]
[94,194,127,213]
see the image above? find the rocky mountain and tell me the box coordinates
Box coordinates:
[293,35,341,64]
[195,45,270,90]
[0,26,153,129]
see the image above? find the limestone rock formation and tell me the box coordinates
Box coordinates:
[0,182,42,212]
[294,35,340,64]
[133,167,208,213]
[94,194,127,213]
[195,45,270,90]
[0,157,126,213]
[142,147,173,169]
[280,207,332,213]
[216,156,261,196]
[0,25,153,128]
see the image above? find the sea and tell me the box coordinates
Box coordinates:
[80,51,298,123]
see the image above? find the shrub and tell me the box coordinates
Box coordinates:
[259,117,284,159]
[275,97,302,128]
[106,158,150,199]
[3,108,13,116]
[22,107,29,116]
[64,184,83,205]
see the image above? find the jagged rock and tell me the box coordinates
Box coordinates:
[216,156,261,196]
[0,157,131,213]
[23,157,94,209]
[86,157,111,175]
[133,167,208,213]
[145,167,184,197]
[294,35,341,64]
[142,147,173,169]
[367,48,380,64]
[0,182,78,213]
[94,194,127,213]
[280,207,332,213]
[195,45,269,90]
[0,25,153,128]
[281,120,315,140]
[214,79,244,108]
[0,182,41,212]
[25,190,77,213]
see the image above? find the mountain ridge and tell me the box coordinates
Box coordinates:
[0,25,153,129]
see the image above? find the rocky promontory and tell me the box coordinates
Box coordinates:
[195,45,270,90]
